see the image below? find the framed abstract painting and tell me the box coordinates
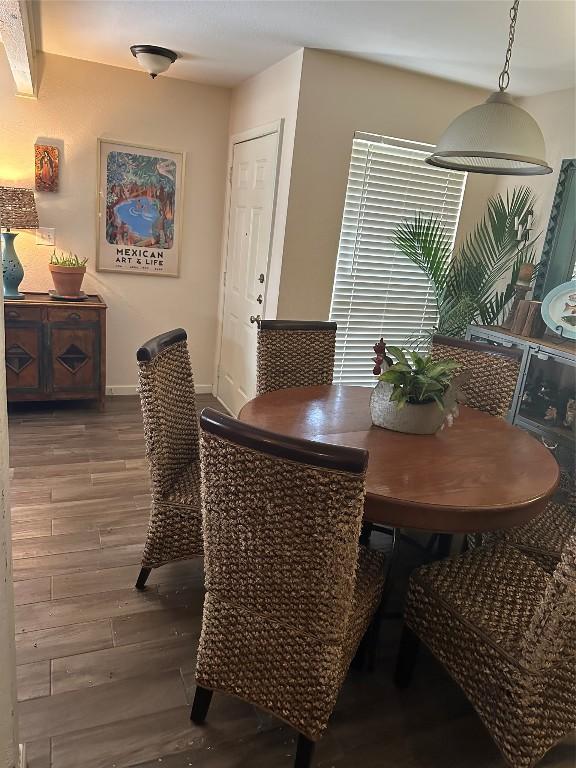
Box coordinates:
[96,139,185,277]
[35,144,59,192]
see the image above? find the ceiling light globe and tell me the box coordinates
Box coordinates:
[426,92,552,176]
[130,45,178,79]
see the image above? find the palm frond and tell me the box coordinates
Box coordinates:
[394,185,539,338]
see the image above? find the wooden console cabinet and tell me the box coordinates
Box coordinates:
[4,292,106,408]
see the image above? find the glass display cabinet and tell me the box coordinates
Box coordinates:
[465,325,575,492]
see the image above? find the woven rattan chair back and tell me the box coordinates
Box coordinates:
[135,329,203,587]
[256,320,337,395]
[431,335,522,417]
[137,329,200,500]
[195,407,368,740]
[521,531,576,670]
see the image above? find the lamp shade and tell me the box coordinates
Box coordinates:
[0,186,39,229]
[426,92,552,176]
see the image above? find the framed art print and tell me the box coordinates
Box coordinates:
[97,139,184,277]
[35,144,59,192]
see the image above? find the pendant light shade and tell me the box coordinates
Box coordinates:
[427,1,552,176]
[427,92,552,175]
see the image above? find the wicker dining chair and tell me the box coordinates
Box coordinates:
[256,320,337,395]
[135,328,203,589]
[190,408,385,768]
[431,335,522,417]
[482,489,576,571]
[395,537,576,768]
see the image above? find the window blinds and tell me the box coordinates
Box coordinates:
[329,133,466,386]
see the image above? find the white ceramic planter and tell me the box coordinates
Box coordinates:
[370,380,453,435]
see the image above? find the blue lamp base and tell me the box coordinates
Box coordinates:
[1,231,25,300]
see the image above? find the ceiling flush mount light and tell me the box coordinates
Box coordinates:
[130,45,178,79]
[427,0,552,176]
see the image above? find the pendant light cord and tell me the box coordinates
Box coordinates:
[498,0,520,91]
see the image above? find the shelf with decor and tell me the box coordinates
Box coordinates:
[466,324,575,493]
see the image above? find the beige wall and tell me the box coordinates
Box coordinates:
[0,51,230,391]
[277,49,500,319]
[492,87,576,261]
[228,50,303,319]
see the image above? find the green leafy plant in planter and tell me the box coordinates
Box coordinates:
[50,251,88,268]
[394,186,539,339]
[379,346,460,409]
[49,249,88,298]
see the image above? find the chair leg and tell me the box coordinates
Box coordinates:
[135,567,152,590]
[394,625,420,689]
[359,521,373,545]
[294,735,315,768]
[190,686,213,725]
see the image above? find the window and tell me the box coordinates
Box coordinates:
[329,133,466,385]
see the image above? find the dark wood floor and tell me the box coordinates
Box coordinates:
[8,396,574,768]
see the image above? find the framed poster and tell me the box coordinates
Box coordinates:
[35,144,59,192]
[97,139,184,277]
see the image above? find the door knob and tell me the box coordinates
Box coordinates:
[258,273,265,284]
[257,294,263,304]
[250,315,261,325]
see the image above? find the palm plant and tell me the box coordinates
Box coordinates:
[394,186,539,339]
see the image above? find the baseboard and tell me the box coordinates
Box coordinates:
[106,384,213,396]
[195,385,215,395]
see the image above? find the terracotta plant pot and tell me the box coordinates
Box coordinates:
[49,264,86,297]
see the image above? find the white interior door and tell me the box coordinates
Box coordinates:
[216,131,278,415]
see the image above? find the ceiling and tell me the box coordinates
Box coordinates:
[32,0,575,95]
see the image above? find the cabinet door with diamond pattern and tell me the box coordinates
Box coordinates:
[5,325,43,395]
[49,324,99,393]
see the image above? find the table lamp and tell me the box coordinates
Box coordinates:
[0,186,39,300]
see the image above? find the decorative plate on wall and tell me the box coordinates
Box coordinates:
[541,280,576,340]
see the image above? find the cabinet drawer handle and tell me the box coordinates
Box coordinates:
[68,312,81,321]
[6,310,20,319]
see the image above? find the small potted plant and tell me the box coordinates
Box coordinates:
[49,250,88,298]
[370,345,460,434]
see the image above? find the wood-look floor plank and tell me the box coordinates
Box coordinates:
[91,468,149,485]
[51,706,194,768]
[20,669,187,742]
[99,523,148,548]
[25,738,51,768]
[52,559,201,600]
[52,508,148,535]
[12,542,143,581]
[11,497,138,523]
[12,531,101,559]
[16,587,162,633]
[51,479,149,504]
[112,608,202,648]
[13,459,126,480]
[16,620,114,665]
[17,661,51,701]
[52,564,143,599]
[51,636,194,694]
[11,519,52,540]
[50,695,267,768]
[13,577,51,606]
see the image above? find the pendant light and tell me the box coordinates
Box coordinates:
[427,0,552,176]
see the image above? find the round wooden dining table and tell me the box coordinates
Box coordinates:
[238,385,560,534]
